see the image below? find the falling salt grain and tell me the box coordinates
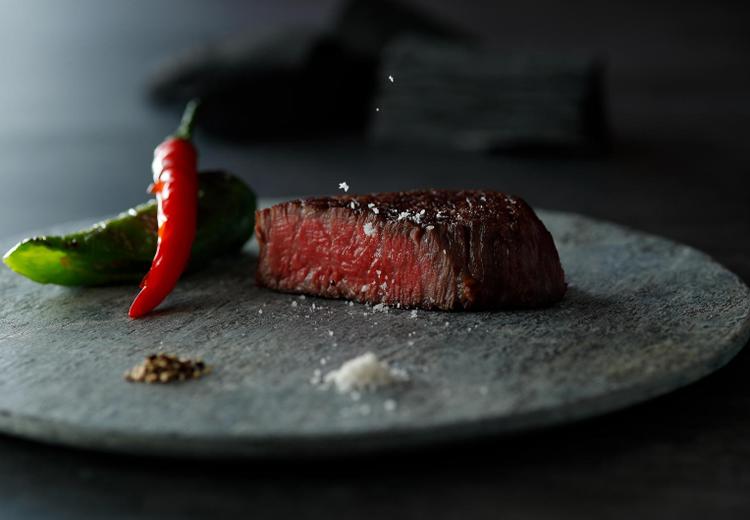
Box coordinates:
[258,309,263,315]
[338,181,349,192]
[388,75,394,83]
[291,301,298,307]
[375,107,380,112]
[328,330,334,337]
[410,310,418,319]
[384,399,397,412]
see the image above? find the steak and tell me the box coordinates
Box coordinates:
[255,190,566,310]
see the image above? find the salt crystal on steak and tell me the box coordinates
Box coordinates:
[363,222,376,237]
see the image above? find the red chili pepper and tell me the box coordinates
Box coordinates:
[129,100,200,319]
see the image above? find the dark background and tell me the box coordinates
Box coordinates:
[0,0,749,518]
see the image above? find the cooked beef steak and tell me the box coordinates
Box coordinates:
[255,190,566,310]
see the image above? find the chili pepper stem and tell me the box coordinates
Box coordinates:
[172,99,201,141]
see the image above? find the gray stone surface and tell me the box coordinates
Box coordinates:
[0,203,747,458]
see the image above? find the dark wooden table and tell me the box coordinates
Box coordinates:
[0,1,748,518]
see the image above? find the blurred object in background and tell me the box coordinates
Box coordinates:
[372,38,608,155]
[150,26,372,141]
[148,0,608,155]
[148,0,465,141]
[333,0,462,55]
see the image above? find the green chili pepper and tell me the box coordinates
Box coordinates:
[3,171,255,286]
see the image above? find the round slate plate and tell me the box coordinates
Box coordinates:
[0,204,748,458]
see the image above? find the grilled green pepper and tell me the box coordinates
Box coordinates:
[3,171,255,286]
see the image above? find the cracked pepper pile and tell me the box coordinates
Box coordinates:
[124,353,210,384]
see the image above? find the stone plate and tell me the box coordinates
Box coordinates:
[0,202,748,458]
